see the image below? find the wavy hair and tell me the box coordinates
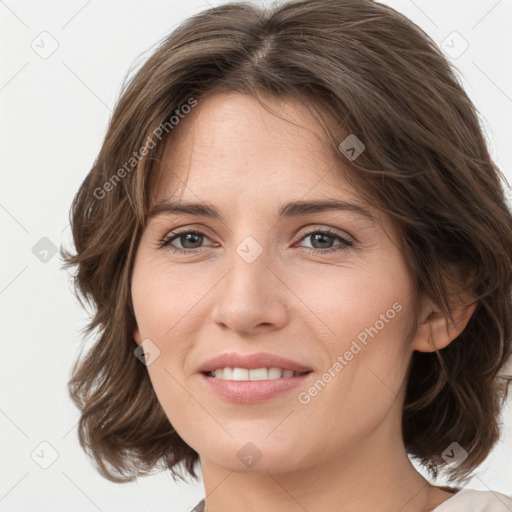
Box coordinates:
[61,0,512,484]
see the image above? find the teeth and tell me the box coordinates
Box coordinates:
[268,367,282,379]
[233,367,249,380]
[249,368,268,380]
[210,367,303,380]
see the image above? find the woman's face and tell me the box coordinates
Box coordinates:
[131,92,423,474]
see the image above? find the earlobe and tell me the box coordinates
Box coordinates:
[133,327,142,345]
[412,294,477,353]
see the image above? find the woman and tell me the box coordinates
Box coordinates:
[62,0,512,510]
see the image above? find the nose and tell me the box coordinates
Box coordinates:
[210,245,289,335]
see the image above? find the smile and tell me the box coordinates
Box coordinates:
[207,367,310,380]
[201,370,313,404]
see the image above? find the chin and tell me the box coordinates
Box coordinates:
[197,435,316,474]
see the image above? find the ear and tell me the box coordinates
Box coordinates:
[133,326,142,345]
[412,290,477,353]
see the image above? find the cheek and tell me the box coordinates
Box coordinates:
[144,360,204,449]
[292,263,411,346]
[131,250,204,338]
[296,265,414,404]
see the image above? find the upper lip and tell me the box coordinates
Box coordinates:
[198,352,313,373]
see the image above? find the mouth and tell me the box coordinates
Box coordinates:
[198,351,313,375]
[197,351,314,403]
[203,367,312,380]
[200,367,314,404]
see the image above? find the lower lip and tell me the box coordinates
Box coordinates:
[201,372,312,404]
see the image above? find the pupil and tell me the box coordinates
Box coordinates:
[313,233,331,249]
[183,233,201,249]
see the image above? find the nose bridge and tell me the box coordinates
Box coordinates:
[224,233,273,303]
[210,231,288,332]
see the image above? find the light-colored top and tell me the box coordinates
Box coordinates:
[192,489,512,511]
[432,488,512,511]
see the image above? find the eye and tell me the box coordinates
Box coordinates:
[158,227,353,255]
[297,228,353,254]
[159,230,213,254]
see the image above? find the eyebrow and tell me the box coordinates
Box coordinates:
[148,199,376,222]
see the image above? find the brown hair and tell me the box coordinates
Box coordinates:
[61,0,512,484]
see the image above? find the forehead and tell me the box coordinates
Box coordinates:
[151,92,361,205]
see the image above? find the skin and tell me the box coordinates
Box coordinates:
[131,92,475,512]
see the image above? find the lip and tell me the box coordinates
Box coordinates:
[197,351,314,404]
[201,372,313,404]
[197,351,313,374]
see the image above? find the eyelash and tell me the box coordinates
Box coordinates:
[158,228,353,255]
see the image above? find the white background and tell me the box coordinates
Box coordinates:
[0,0,511,510]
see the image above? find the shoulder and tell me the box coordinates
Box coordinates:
[433,488,512,511]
